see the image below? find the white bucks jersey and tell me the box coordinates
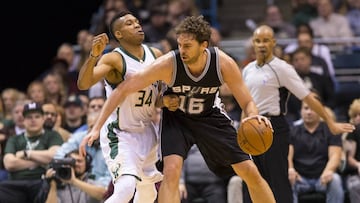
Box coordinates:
[113,44,158,132]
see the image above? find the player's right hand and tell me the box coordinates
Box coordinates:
[79,130,100,157]
[90,33,109,57]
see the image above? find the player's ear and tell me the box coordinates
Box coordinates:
[115,30,123,39]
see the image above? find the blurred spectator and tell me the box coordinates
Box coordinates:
[78,94,90,122]
[75,33,94,73]
[288,100,344,203]
[284,24,336,83]
[42,102,71,142]
[179,145,228,203]
[346,0,360,36]
[37,58,71,93]
[45,149,107,203]
[125,0,151,25]
[73,29,90,55]
[89,0,128,35]
[42,71,68,107]
[293,46,335,105]
[26,80,46,105]
[239,38,256,69]
[143,3,172,43]
[56,43,86,95]
[56,42,80,73]
[54,111,111,189]
[345,124,360,203]
[62,95,86,134]
[349,98,360,125]
[287,47,335,123]
[87,96,105,114]
[0,102,63,203]
[309,0,354,38]
[1,88,22,123]
[264,4,296,39]
[291,0,318,27]
[6,100,30,136]
[343,98,360,203]
[0,99,31,182]
[167,0,199,28]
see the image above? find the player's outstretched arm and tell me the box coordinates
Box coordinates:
[303,93,355,135]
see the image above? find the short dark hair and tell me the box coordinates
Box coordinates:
[174,15,211,44]
[296,23,314,38]
[108,10,133,41]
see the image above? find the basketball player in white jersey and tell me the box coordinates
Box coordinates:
[77,10,168,203]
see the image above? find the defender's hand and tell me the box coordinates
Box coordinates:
[163,94,180,111]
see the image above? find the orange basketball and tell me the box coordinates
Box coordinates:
[237,117,273,156]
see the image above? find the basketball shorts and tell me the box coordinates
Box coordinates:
[161,108,251,178]
[100,120,163,184]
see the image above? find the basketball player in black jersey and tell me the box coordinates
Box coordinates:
[80,15,276,203]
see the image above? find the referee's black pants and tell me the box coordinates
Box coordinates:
[243,115,293,203]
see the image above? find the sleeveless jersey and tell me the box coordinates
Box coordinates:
[113,44,159,132]
[164,47,224,116]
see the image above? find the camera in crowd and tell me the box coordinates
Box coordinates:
[50,157,76,180]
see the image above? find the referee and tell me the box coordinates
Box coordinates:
[241,25,355,203]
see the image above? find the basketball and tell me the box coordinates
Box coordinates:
[237,117,273,156]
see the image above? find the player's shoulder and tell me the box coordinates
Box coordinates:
[148,46,163,58]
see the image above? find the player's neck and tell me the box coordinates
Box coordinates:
[186,50,208,77]
[119,44,144,61]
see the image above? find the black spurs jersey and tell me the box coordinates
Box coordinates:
[165,47,224,116]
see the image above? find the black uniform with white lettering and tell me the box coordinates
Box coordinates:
[161,47,250,178]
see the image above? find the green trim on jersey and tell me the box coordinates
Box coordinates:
[118,45,146,63]
[147,45,157,59]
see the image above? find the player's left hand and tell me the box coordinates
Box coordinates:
[328,122,355,135]
[242,115,273,131]
[163,94,180,111]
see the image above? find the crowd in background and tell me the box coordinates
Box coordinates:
[0,0,360,202]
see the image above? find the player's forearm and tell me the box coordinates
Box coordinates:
[77,56,98,90]
[243,101,259,117]
[92,86,125,132]
[304,93,333,125]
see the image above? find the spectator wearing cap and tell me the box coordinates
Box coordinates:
[62,94,87,134]
[0,102,63,203]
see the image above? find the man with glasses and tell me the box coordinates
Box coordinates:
[42,102,71,142]
[88,96,105,113]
